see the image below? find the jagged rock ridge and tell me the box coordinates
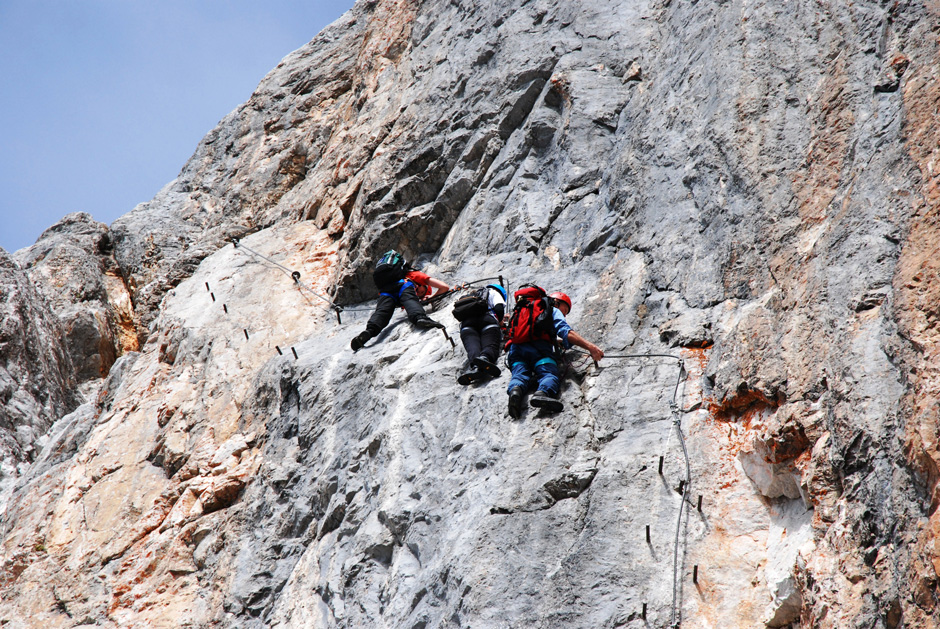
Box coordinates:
[2,0,940,627]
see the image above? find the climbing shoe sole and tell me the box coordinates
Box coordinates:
[414,318,443,330]
[457,368,483,386]
[530,392,563,412]
[473,357,502,378]
[350,332,371,351]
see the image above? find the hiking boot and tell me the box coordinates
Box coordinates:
[473,356,502,379]
[350,331,371,351]
[457,365,482,386]
[414,316,443,330]
[508,387,524,419]
[530,390,563,413]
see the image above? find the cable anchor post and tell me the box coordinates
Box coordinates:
[441,327,456,349]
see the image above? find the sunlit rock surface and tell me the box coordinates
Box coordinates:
[14,212,139,383]
[0,250,80,517]
[2,0,940,627]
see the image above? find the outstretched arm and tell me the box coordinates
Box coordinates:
[567,330,604,362]
[426,277,450,298]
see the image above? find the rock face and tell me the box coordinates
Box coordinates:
[2,0,940,627]
[0,250,80,516]
[14,213,139,382]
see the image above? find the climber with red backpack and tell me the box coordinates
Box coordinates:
[350,250,449,351]
[452,283,508,385]
[504,285,604,418]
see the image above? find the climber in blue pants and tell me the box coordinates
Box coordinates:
[507,341,563,397]
[505,291,604,418]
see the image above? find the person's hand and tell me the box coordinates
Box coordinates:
[588,344,604,363]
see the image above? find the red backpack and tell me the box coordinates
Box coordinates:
[505,284,555,348]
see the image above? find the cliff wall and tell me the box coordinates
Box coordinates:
[2,0,939,627]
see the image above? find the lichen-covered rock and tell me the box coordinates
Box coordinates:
[2,0,940,627]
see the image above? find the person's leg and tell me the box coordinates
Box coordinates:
[506,345,534,418]
[506,345,535,393]
[398,285,432,324]
[365,294,397,337]
[533,356,561,396]
[353,293,397,349]
[469,315,502,378]
[457,321,485,385]
[530,352,563,411]
[460,321,483,362]
[478,315,502,364]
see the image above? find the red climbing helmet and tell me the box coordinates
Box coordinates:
[550,291,572,313]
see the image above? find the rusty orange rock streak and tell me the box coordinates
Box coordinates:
[791,51,852,226]
[104,269,141,354]
[894,8,940,600]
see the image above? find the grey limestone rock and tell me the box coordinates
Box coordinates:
[2,0,940,627]
[0,248,80,515]
[14,212,138,382]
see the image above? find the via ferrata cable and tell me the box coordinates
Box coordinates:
[231,237,345,323]
[568,349,692,625]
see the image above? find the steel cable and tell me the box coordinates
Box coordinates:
[223,244,694,618]
[568,349,691,625]
[231,238,343,315]
[671,403,692,628]
[229,239,508,325]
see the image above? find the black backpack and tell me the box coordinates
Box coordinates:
[373,250,408,288]
[452,287,490,321]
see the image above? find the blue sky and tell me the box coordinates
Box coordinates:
[0,0,355,253]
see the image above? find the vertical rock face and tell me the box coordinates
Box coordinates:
[0,250,79,515]
[2,0,940,627]
[14,213,139,382]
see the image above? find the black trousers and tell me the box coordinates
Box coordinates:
[460,313,501,363]
[364,284,428,337]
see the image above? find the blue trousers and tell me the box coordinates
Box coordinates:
[506,341,560,396]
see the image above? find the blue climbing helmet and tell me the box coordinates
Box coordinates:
[487,284,508,301]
